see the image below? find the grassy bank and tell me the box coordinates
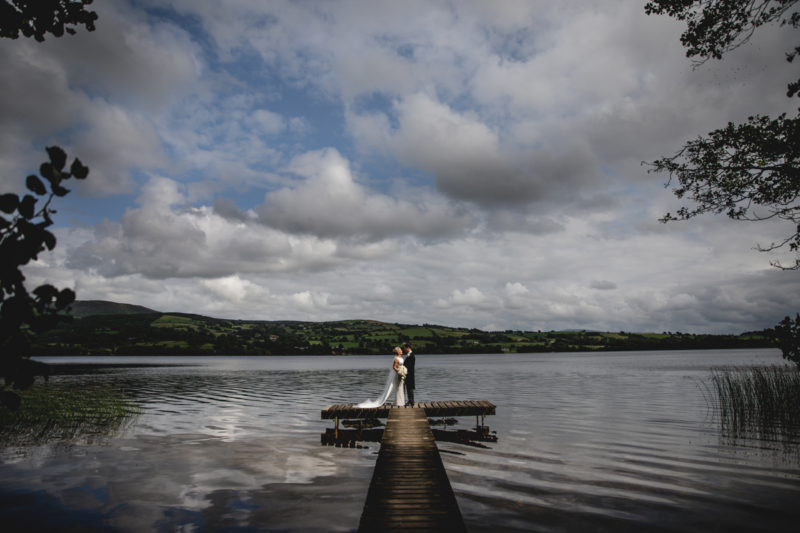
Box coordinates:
[709,364,800,447]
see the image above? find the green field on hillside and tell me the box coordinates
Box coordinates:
[27,308,778,357]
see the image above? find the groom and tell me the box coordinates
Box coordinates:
[403,342,416,406]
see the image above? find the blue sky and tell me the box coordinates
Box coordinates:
[2,0,799,333]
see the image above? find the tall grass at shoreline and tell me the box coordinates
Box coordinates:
[0,384,141,452]
[708,364,800,448]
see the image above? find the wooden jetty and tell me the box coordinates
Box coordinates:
[321,400,496,421]
[358,408,467,532]
[321,401,496,532]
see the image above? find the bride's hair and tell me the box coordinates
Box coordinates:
[393,347,403,355]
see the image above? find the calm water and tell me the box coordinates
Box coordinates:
[1,350,798,532]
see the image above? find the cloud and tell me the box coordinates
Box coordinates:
[212,197,251,222]
[503,282,531,310]
[27,205,800,332]
[350,93,601,207]
[0,0,199,194]
[10,0,800,335]
[589,280,617,291]
[367,284,394,301]
[47,1,202,110]
[434,287,502,311]
[288,116,311,135]
[484,212,565,235]
[504,282,529,297]
[255,147,475,240]
[201,275,270,303]
[251,109,286,135]
[64,175,379,279]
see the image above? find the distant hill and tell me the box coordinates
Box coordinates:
[69,300,159,318]
[29,306,776,357]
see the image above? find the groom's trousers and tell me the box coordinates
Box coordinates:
[405,354,415,404]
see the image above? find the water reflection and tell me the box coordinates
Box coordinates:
[0,415,139,460]
[715,424,800,464]
[320,417,499,449]
[0,384,141,462]
[0,351,796,533]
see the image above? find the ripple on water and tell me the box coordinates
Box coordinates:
[1,351,797,532]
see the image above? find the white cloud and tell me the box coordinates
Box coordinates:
[288,116,311,135]
[251,109,286,135]
[64,175,376,279]
[202,276,270,303]
[9,0,800,334]
[505,282,529,297]
[369,284,394,301]
[255,147,475,240]
[434,287,502,311]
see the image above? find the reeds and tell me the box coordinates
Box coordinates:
[0,384,141,453]
[708,364,800,448]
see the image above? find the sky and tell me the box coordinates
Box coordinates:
[2,0,799,333]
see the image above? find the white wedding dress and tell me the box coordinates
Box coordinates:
[358,355,405,408]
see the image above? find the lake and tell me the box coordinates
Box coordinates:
[1,349,798,532]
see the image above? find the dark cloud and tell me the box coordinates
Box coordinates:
[0,1,197,195]
[213,197,249,222]
[484,212,565,235]
[590,280,617,291]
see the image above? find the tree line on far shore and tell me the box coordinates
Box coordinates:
[23,310,780,357]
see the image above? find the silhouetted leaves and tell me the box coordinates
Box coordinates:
[0,0,98,42]
[0,3,97,410]
[1,147,88,406]
[0,194,19,214]
[39,162,58,184]
[648,113,800,268]
[51,184,70,197]
[645,1,800,269]
[43,230,56,251]
[18,195,36,220]
[645,0,800,99]
[25,176,45,195]
[70,158,88,179]
[46,145,67,170]
[775,314,800,367]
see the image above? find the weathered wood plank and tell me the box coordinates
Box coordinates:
[321,400,495,420]
[357,408,467,533]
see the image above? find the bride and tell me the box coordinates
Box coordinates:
[357,347,406,408]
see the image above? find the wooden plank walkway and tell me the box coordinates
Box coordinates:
[357,408,467,532]
[321,400,496,420]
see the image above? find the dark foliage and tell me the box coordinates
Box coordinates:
[645,0,800,93]
[0,147,89,407]
[645,1,800,268]
[0,2,97,409]
[775,313,800,366]
[651,113,800,268]
[0,0,97,41]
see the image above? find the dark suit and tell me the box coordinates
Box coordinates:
[404,353,415,403]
